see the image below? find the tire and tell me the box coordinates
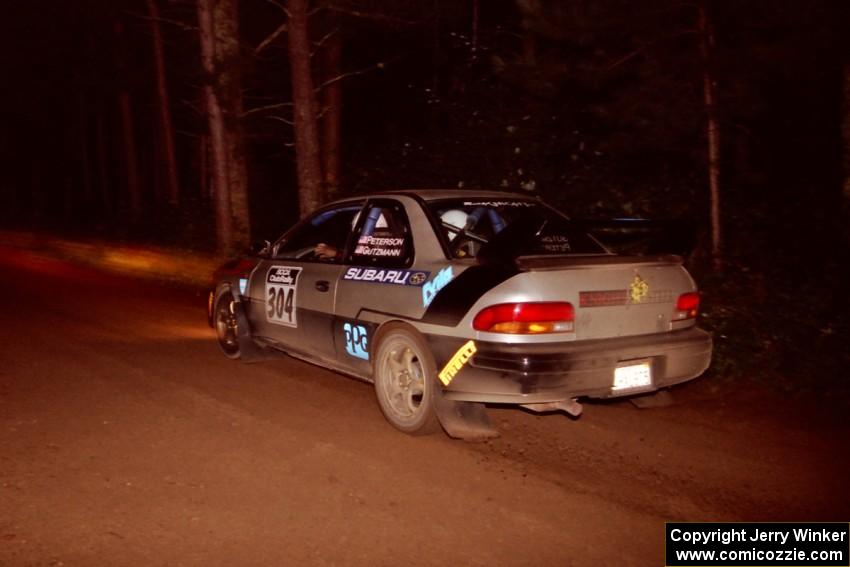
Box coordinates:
[373,325,440,435]
[214,289,241,360]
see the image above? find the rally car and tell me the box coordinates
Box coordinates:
[209,190,712,439]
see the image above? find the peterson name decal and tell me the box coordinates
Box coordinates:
[354,235,405,257]
[422,267,453,307]
[438,340,477,386]
[343,267,430,287]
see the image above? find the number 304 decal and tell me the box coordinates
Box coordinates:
[266,266,301,327]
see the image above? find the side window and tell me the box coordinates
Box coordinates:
[349,201,413,268]
[274,203,364,262]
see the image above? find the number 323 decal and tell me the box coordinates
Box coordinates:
[266,265,301,327]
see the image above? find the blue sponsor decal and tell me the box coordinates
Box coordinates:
[422,267,453,307]
[343,322,370,360]
[343,267,430,287]
[238,277,248,295]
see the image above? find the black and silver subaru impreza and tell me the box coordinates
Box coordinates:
[209,190,712,438]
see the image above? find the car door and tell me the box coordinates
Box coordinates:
[248,201,365,360]
[333,199,421,373]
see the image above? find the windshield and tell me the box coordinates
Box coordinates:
[427,198,608,260]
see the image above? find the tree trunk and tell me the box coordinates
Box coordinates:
[95,109,112,212]
[842,63,850,205]
[699,1,722,268]
[288,0,324,217]
[431,0,441,93]
[517,0,538,66]
[198,0,233,253]
[77,94,94,205]
[31,157,43,221]
[321,24,342,201]
[147,0,180,206]
[199,134,210,199]
[118,91,143,218]
[115,17,143,220]
[214,0,251,247]
[471,0,479,59]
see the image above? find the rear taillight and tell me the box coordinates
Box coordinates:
[675,292,700,319]
[473,302,575,334]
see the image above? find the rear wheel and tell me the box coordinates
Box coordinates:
[214,290,240,359]
[373,325,440,435]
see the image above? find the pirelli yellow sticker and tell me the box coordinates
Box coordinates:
[438,340,477,386]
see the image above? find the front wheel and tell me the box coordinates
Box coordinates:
[373,326,440,435]
[214,290,241,359]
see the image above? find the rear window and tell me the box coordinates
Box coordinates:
[427,199,607,259]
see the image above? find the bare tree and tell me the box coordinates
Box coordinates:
[320,21,342,200]
[516,0,538,65]
[77,93,94,205]
[249,3,401,214]
[842,63,850,208]
[214,0,251,246]
[115,17,143,220]
[146,0,181,206]
[288,0,325,217]
[198,0,233,252]
[699,0,722,267]
[196,0,253,253]
[199,134,210,199]
[95,110,112,212]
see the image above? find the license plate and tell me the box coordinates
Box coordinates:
[613,360,652,391]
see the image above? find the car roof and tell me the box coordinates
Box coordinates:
[369,189,539,202]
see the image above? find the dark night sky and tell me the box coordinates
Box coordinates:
[1,0,848,243]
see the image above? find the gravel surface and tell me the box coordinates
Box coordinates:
[1,246,847,566]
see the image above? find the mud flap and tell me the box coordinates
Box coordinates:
[233,300,276,363]
[433,389,499,441]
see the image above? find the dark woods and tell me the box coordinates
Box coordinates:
[1,0,848,387]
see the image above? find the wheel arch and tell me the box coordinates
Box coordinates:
[214,280,235,303]
[209,281,235,325]
[370,319,425,368]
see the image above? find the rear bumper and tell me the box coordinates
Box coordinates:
[426,327,712,404]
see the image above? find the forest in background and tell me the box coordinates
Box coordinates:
[1,0,848,391]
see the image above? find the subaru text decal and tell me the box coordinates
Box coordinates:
[343,267,430,287]
[422,267,453,307]
[343,322,370,360]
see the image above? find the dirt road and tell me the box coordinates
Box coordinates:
[1,248,847,566]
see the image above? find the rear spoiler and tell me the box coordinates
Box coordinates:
[569,218,697,258]
[516,254,683,272]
